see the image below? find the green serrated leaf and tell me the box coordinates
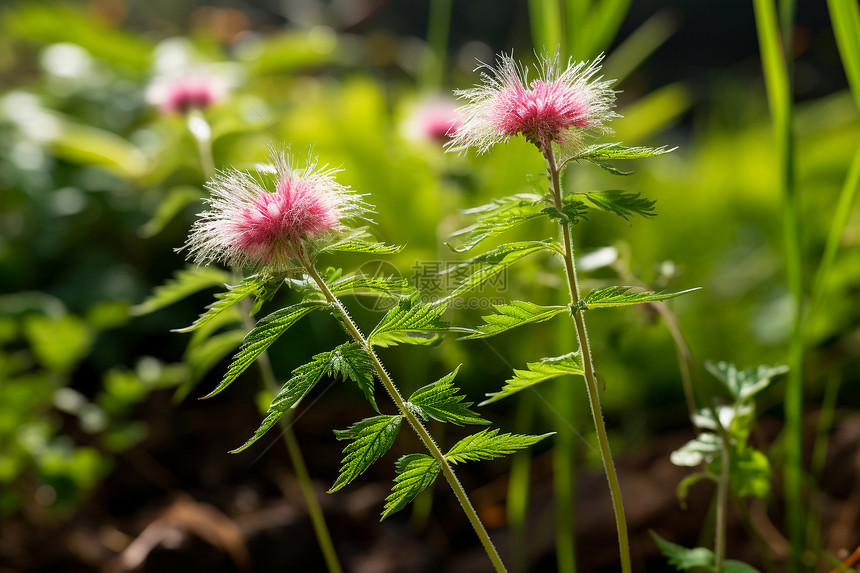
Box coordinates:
[329,342,378,412]
[481,352,584,406]
[202,300,329,399]
[591,160,634,176]
[329,415,403,492]
[328,274,414,300]
[173,272,288,333]
[139,186,202,238]
[649,530,716,571]
[368,295,453,348]
[459,301,567,340]
[131,266,231,317]
[321,232,405,254]
[407,366,489,426]
[575,190,657,222]
[229,349,333,453]
[446,240,562,298]
[445,429,552,465]
[450,194,545,252]
[581,286,701,310]
[576,142,676,162]
[542,199,590,225]
[381,453,441,519]
[704,361,788,403]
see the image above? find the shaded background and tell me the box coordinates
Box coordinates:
[1,0,858,572]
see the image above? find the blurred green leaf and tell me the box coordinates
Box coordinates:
[23,314,91,372]
[139,186,203,238]
[132,266,231,318]
[5,3,152,70]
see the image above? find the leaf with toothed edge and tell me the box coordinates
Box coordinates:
[201,300,330,400]
[368,295,455,348]
[328,274,415,300]
[328,342,378,412]
[581,286,701,310]
[449,194,545,252]
[230,341,372,453]
[229,354,331,453]
[444,240,562,297]
[329,415,403,493]
[444,429,554,464]
[574,190,657,222]
[381,453,441,519]
[406,366,489,426]
[481,352,585,406]
[131,266,231,317]
[575,142,676,162]
[320,233,405,255]
[459,301,568,340]
[172,272,288,333]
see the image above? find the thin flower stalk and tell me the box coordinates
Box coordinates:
[543,141,632,573]
[447,52,680,572]
[299,257,508,573]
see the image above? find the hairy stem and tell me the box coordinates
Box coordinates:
[302,260,508,573]
[544,143,631,573]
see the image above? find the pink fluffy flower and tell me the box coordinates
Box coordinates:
[147,74,226,115]
[184,150,366,270]
[446,52,616,154]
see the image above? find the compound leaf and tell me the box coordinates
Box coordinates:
[329,415,403,492]
[444,429,553,464]
[202,300,329,399]
[481,352,584,406]
[582,286,700,310]
[381,453,441,519]
[407,366,489,426]
[459,301,567,340]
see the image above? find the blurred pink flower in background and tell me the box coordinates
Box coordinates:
[402,95,461,144]
[146,73,227,115]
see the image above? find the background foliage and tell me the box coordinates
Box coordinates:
[0,0,858,571]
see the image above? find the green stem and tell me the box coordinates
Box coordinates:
[544,143,631,573]
[753,2,803,569]
[420,0,452,91]
[237,295,343,573]
[188,109,216,180]
[302,259,508,573]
